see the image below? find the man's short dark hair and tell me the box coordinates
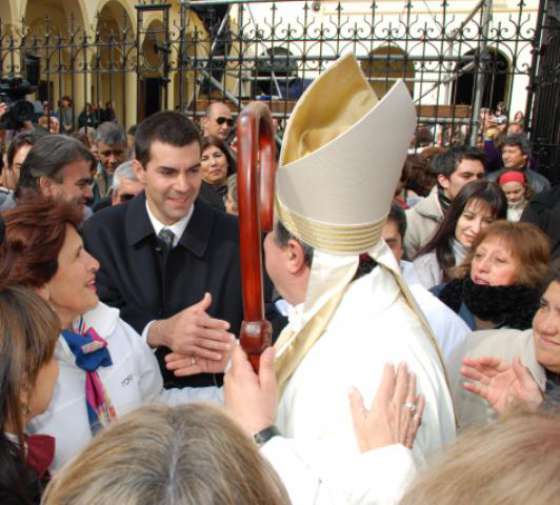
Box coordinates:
[134,111,201,168]
[95,121,126,146]
[502,133,531,157]
[431,145,486,178]
[6,131,40,168]
[274,220,314,267]
[387,204,407,240]
[16,134,95,195]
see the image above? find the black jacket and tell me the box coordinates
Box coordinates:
[83,193,284,388]
[522,185,560,262]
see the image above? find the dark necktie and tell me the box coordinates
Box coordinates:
[158,228,175,254]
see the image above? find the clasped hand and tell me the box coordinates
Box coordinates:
[148,292,235,376]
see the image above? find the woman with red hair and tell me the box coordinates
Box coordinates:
[0,197,225,470]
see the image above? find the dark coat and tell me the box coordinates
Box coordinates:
[82,193,285,388]
[521,185,560,262]
[198,180,226,213]
[0,443,45,505]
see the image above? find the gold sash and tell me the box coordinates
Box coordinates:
[274,249,454,420]
[274,286,347,397]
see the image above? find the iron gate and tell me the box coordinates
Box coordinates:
[0,0,555,178]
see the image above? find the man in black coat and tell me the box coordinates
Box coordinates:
[83,111,280,389]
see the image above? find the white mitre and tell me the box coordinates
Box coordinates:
[273,54,444,389]
[276,54,414,256]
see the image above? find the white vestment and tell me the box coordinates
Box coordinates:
[263,258,456,504]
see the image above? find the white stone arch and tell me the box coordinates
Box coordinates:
[95,0,136,33]
[22,0,87,28]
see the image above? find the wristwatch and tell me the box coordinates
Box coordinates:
[253,425,281,447]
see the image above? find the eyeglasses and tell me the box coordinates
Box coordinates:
[216,116,234,127]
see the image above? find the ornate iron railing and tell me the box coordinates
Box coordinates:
[1,0,556,179]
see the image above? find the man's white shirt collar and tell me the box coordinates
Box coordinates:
[145,200,194,247]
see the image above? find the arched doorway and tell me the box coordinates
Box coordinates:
[453,47,510,110]
[138,19,167,119]
[361,45,415,98]
[23,0,87,117]
[93,0,135,126]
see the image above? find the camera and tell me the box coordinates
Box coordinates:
[0,54,39,130]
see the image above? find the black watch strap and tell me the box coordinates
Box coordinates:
[253,425,281,447]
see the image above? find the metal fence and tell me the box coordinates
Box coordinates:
[529,4,560,183]
[1,0,556,176]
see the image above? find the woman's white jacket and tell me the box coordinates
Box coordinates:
[28,302,222,469]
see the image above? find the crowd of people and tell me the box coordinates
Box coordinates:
[0,53,560,505]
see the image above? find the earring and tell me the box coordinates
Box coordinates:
[21,402,31,417]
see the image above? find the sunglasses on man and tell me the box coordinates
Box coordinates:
[216,116,235,127]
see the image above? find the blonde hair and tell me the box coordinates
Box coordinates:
[454,220,550,287]
[43,403,291,505]
[400,410,560,505]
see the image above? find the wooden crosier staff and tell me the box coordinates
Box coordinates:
[236,102,277,372]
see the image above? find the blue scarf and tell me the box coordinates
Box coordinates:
[61,320,117,434]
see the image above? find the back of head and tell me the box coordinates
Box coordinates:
[388,203,407,240]
[414,125,434,148]
[135,111,201,168]
[16,135,95,196]
[402,153,435,197]
[111,160,137,191]
[78,126,96,143]
[400,410,560,505]
[43,403,290,505]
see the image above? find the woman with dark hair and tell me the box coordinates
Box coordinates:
[0,197,225,470]
[412,180,507,289]
[436,221,550,331]
[198,135,236,212]
[0,285,60,505]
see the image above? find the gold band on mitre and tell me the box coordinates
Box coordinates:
[275,195,388,255]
